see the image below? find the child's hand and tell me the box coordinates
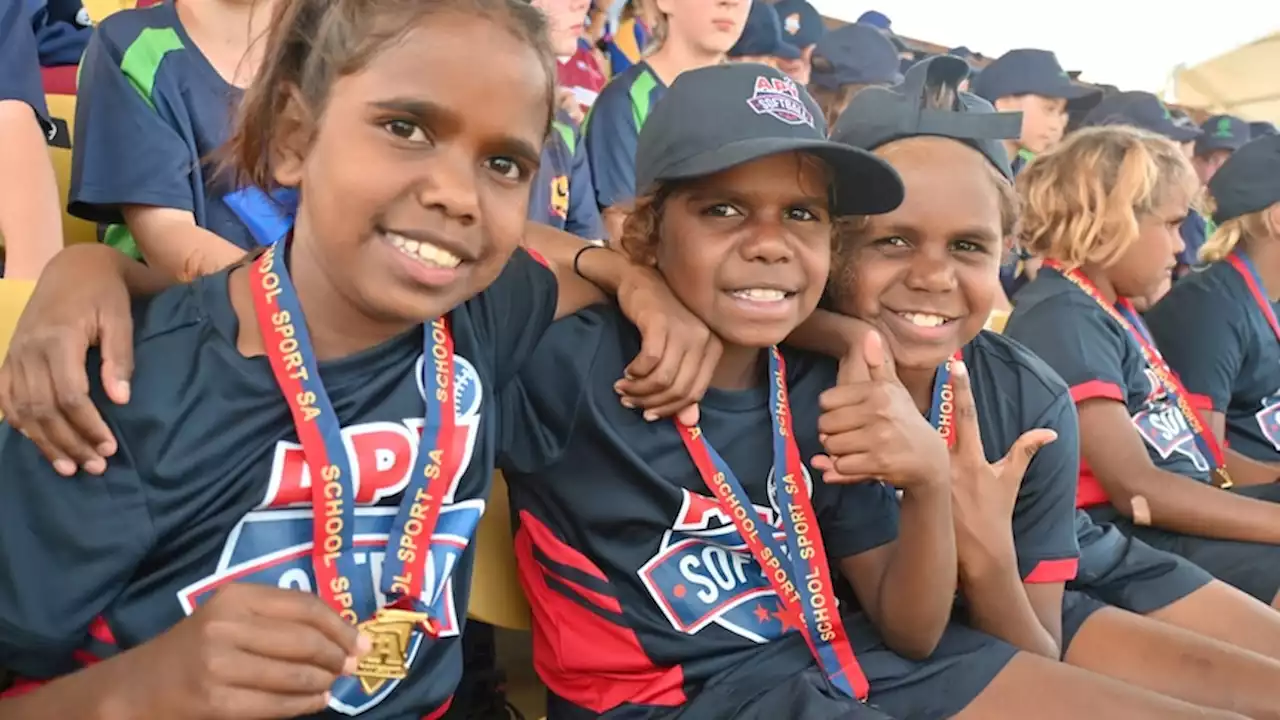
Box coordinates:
[947,360,1057,570]
[124,584,369,720]
[812,331,949,492]
[0,245,136,476]
[613,265,720,425]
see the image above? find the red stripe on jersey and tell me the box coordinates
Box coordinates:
[1024,557,1079,583]
[1069,380,1124,404]
[537,559,623,615]
[523,247,551,269]
[515,516,686,714]
[1076,459,1111,509]
[0,677,42,699]
[87,616,117,646]
[422,696,453,720]
[518,510,609,582]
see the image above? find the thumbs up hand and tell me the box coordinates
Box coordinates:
[811,331,950,492]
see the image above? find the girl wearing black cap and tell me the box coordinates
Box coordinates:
[1146,136,1280,484]
[804,57,1280,718]
[1005,127,1280,615]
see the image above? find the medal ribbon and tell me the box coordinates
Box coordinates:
[1044,261,1230,484]
[1227,252,1280,343]
[250,240,462,633]
[676,347,869,700]
[928,352,962,449]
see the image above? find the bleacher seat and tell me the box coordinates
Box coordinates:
[986,309,1010,334]
[44,93,97,248]
[468,472,532,630]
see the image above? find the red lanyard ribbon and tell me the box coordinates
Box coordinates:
[1227,252,1280,342]
[1044,261,1231,488]
[676,347,869,700]
[250,241,465,632]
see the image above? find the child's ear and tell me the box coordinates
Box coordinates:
[270,85,315,188]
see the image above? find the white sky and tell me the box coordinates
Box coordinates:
[810,1,1280,94]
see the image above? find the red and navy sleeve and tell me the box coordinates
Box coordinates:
[1011,392,1082,582]
[471,247,559,391]
[69,18,197,225]
[1009,296,1130,406]
[583,80,640,211]
[1146,282,1244,414]
[0,421,152,679]
[0,1,51,134]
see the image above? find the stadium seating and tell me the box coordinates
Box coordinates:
[468,472,533,630]
[44,93,97,247]
[0,280,35,420]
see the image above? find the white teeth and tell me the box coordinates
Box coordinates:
[386,232,462,269]
[732,288,787,301]
[900,312,949,328]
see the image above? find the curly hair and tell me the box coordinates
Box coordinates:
[1198,203,1276,264]
[1017,126,1197,270]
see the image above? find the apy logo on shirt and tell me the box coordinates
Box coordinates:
[551,175,570,220]
[1132,367,1211,472]
[747,76,815,128]
[1255,390,1280,451]
[176,355,486,717]
[637,468,815,644]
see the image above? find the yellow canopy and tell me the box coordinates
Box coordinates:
[1173,32,1280,124]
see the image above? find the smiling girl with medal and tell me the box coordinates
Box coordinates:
[0,0,721,717]
[1145,135,1280,484]
[807,55,1280,718]
[1006,127,1280,610]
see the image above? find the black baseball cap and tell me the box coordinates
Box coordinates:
[970,49,1100,107]
[773,0,825,48]
[1250,121,1278,138]
[728,3,802,61]
[1207,135,1280,224]
[1195,114,1252,156]
[832,55,1024,180]
[809,23,902,90]
[1081,91,1202,142]
[635,64,904,217]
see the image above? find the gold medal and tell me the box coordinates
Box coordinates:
[353,608,431,694]
[1212,468,1234,490]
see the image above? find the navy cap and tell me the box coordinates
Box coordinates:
[809,23,901,90]
[773,0,825,48]
[1082,91,1202,142]
[856,10,892,30]
[832,55,1024,180]
[729,3,802,61]
[1196,114,1252,156]
[636,64,904,217]
[1250,121,1278,138]
[970,49,1100,106]
[1206,135,1280,224]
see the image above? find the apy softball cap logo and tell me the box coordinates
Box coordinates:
[747,75,814,128]
[784,12,802,35]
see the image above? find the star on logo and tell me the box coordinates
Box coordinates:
[753,604,772,624]
[774,607,806,635]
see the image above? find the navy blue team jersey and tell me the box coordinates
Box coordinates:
[69,3,253,259]
[1147,259,1280,464]
[1006,269,1214,509]
[583,62,667,210]
[497,305,898,715]
[955,331,1081,584]
[0,0,52,136]
[0,250,557,719]
[529,111,605,240]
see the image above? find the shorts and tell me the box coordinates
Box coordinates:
[1087,483,1280,604]
[552,615,1015,720]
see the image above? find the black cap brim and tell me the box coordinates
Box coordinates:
[775,40,803,61]
[1167,125,1203,142]
[653,136,904,216]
